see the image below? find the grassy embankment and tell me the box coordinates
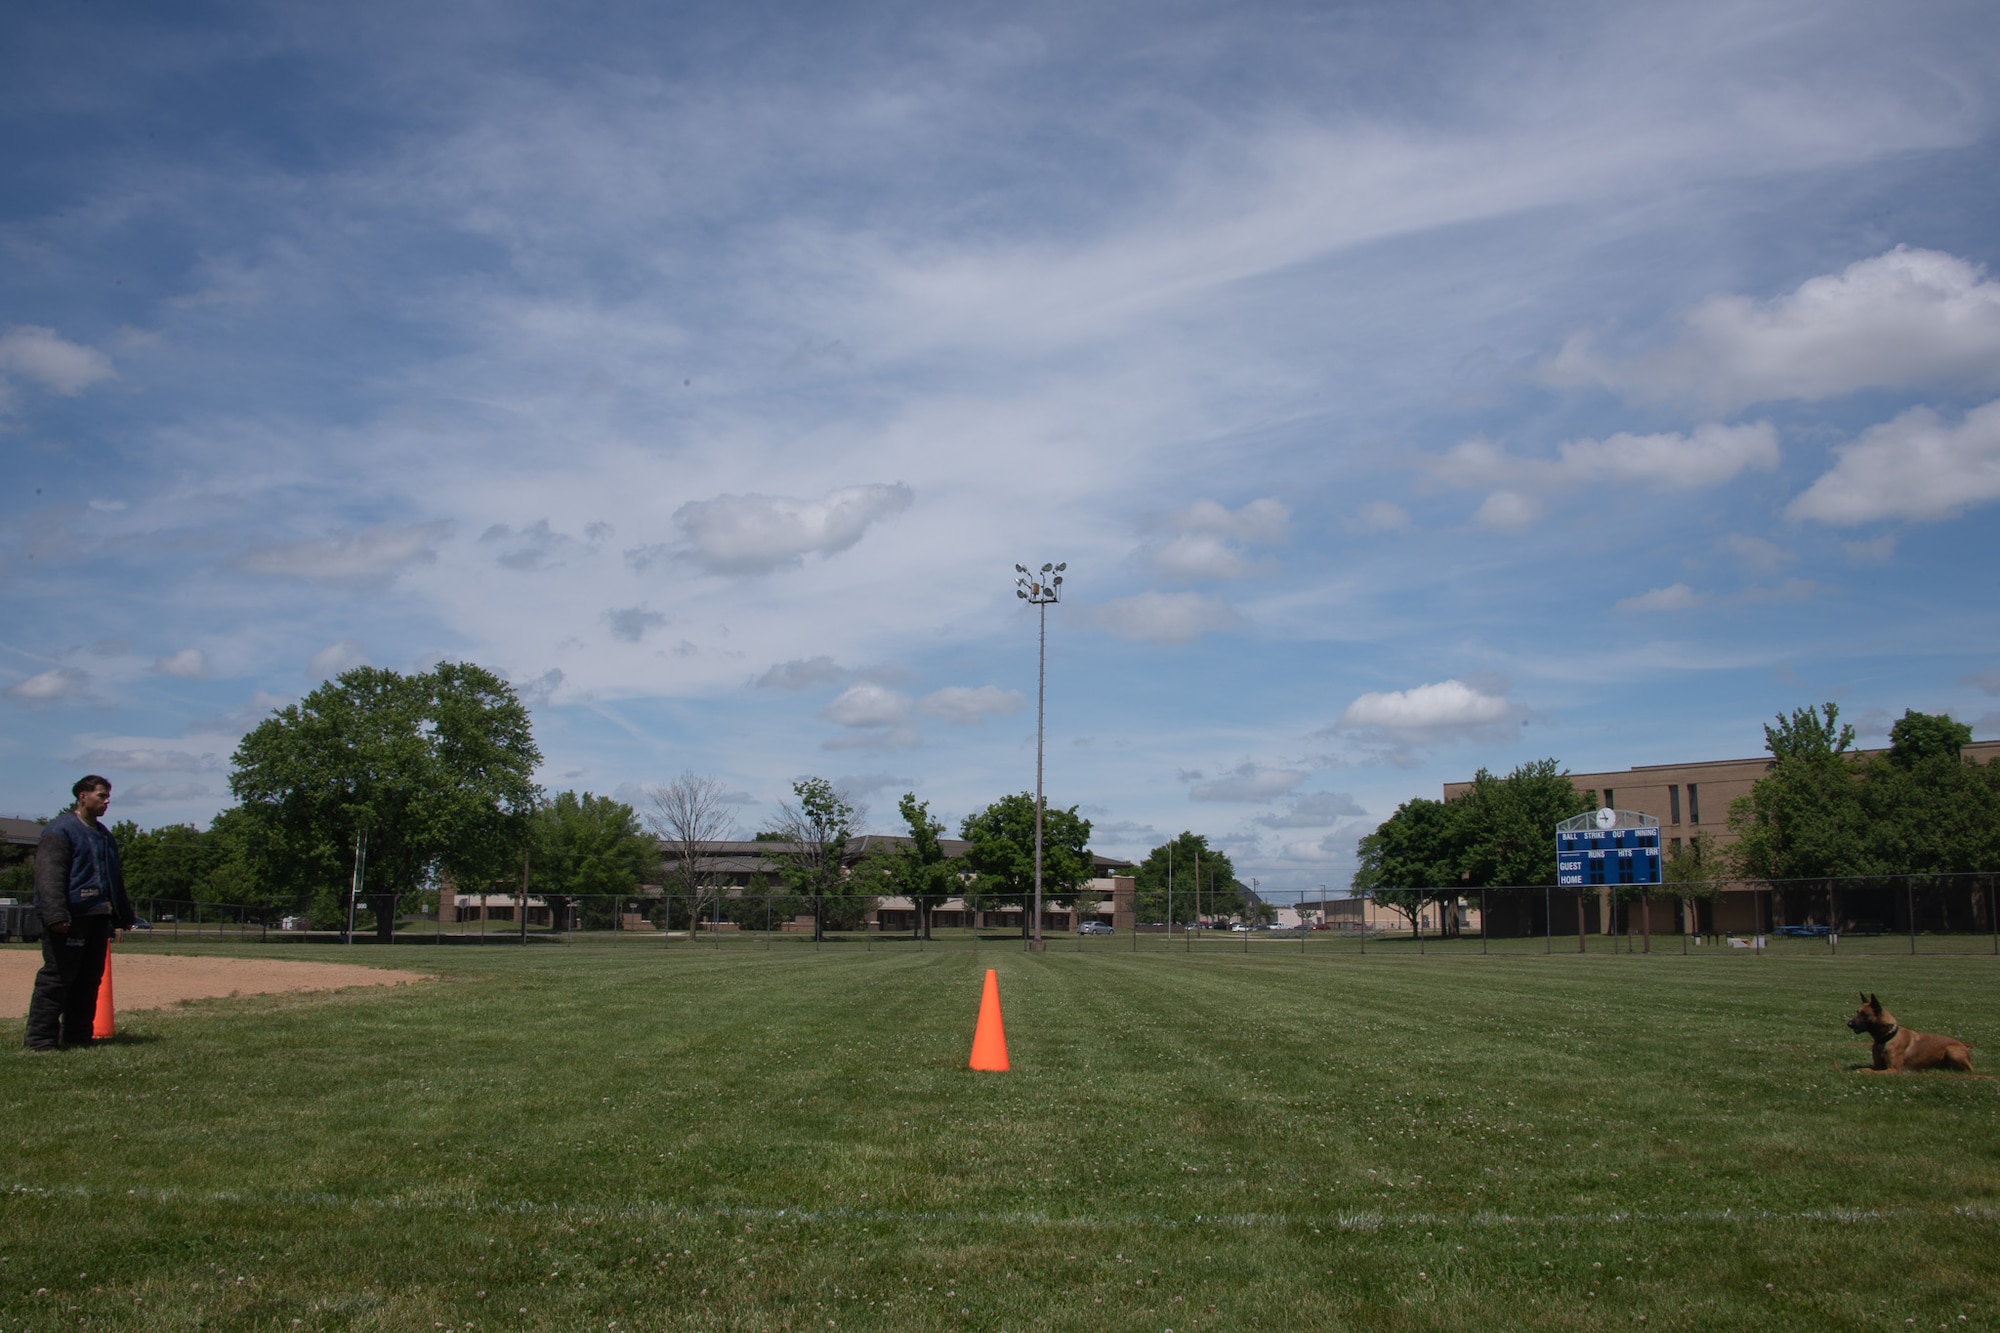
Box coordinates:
[2,943,1997,1330]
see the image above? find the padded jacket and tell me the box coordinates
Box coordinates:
[34,811,136,931]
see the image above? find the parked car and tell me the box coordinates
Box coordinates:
[1230,923,1251,932]
[1078,921,1115,935]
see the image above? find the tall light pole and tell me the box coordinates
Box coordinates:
[1016,561,1065,952]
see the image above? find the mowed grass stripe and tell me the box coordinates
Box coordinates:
[2,945,1997,1330]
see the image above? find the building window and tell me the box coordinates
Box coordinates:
[1603,787,1614,809]
[1669,784,1681,825]
[1688,783,1700,825]
[1670,836,1682,850]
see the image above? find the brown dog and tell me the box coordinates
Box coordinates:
[1847,993,1974,1073]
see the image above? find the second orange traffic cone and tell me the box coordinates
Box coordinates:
[92,943,116,1040]
[967,968,1009,1071]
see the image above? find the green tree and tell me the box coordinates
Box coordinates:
[889,793,956,939]
[115,821,214,904]
[959,793,1093,939]
[1727,702,1868,881]
[768,777,858,942]
[1859,711,1998,876]
[1132,832,1237,926]
[1354,760,1593,934]
[1886,709,1971,766]
[1453,759,1596,888]
[531,790,657,930]
[229,663,541,939]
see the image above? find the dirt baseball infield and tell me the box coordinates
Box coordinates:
[0,948,430,1018]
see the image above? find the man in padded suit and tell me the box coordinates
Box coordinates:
[25,775,136,1050]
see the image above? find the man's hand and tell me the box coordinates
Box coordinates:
[47,920,69,937]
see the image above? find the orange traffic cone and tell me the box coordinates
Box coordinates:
[968,968,1009,1072]
[92,943,116,1040]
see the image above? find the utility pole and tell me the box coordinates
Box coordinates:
[1015,562,1065,952]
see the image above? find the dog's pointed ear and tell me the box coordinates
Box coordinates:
[1860,991,1868,1003]
[1869,993,1879,1006]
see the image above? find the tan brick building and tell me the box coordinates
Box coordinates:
[1444,739,2000,935]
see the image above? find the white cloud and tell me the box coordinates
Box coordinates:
[919,685,1025,724]
[822,683,914,729]
[153,648,211,679]
[1550,247,2000,410]
[1188,762,1308,803]
[756,657,847,690]
[1345,501,1410,534]
[671,483,913,576]
[604,606,667,642]
[191,690,292,734]
[1440,423,1779,494]
[5,667,90,706]
[1844,536,1897,563]
[1172,498,1290,544]
[1473,490,1542,532]
[1093,591,1242,644]
[1438,423,1780,531]
[0,326,115,395]
[1254,791,1366,828]
[832,772,917,801]
[72,745,224,773]
[1615,583,1706,612]
[1151,533,1255,580]
[236,521,452,587]
[1963,670,2000,697]
[1787,399,2000,525]
[1338,679,1513,732]
[307,639,369,678]
[1149,498,1288,580]
[1718,533,1793,575]
[117,781,220,805]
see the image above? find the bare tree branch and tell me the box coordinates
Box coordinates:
[643,772,739,923]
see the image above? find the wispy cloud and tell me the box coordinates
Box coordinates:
[152,648,211,679]
[1149,498,1290,581]
[919,685,1025,724]
[1253,790,1366,827]
[1435,423,1780,532]
[1615,583,1706,613]
[5,667,90,707]
[1093,591,1242,644]
[1188,762,1308,803]
[307,640,369,678]
[235,522,452,587]
[0,326,115,397]
[756,657,847,691]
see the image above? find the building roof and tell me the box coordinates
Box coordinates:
[1,817,43,848]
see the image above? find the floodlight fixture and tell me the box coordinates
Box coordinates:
[1014,558,1068,951]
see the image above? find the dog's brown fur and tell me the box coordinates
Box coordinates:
[1847,993,1974,1073]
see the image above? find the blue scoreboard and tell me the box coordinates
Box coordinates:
[1555,809,1662,888]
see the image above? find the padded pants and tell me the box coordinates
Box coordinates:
[23,915,111,1049]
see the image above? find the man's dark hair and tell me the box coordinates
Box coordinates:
[72,775,111,800]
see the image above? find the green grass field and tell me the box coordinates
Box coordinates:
[3,944,1997,1331]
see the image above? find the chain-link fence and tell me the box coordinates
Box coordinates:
[103,871,2000,957]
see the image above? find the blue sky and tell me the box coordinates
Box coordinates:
[4,0,1999,890]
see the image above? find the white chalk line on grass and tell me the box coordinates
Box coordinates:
[6,1180,1997,1234]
